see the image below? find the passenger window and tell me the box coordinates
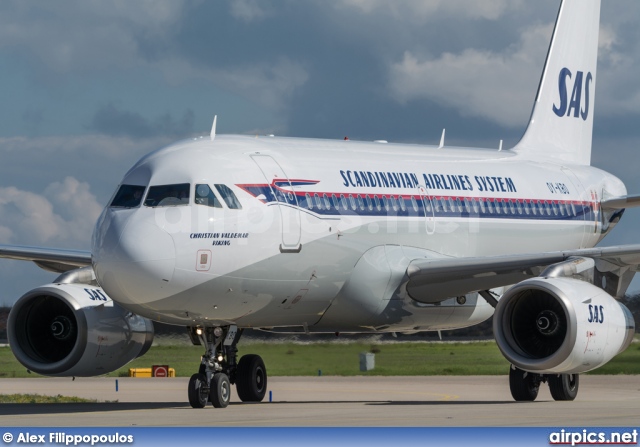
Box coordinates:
[315,193,323,210]
[374,195,381,211]
[340,194,348,211]
[349,195,357,210]
[471,198,479,214]
[214,184,242,209]
[391,196,398,211]
[332,194,339,209]
[195,184,222,208]
[110,184,146,208]
[357,195,365,211]
[323,194,331,209]
[411,197,418,212]
[479,199,486,214]
[399,196,406,212]
[144,183,190,207]
[305,193,313,210]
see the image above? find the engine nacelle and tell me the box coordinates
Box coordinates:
[494,277,635,374]
[8,283,154,377]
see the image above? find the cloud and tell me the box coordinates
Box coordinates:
[160,57,309,112]
[0,2,307,116]
[0,177,101,248]
[213,59,309,111]
[0,134,173,160]
[0,134,177,213]
[335,0,524,21]
[229,0,273,22]
[0,1,190,74]
[388,23,552,127]
[44,177,103,228]
[88,104,195,139]
[593,26,640,118]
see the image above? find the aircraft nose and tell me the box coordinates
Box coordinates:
[93,210,176,305]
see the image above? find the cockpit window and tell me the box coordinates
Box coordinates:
[195,184,222,208]
[110,185,146,208]
[214,184,242,209]
[144,183,190,207]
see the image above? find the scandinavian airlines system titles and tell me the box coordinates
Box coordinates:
[340,170,517,193]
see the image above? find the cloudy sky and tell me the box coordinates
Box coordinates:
[2,0,640,305]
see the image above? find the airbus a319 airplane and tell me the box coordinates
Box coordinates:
[1,0,639,408]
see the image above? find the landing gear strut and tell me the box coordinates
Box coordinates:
[508,365,580,402]
[187,325,268,408]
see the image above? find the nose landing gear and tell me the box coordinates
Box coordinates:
[187,325,268,408]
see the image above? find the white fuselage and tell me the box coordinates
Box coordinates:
[91,135,626,333]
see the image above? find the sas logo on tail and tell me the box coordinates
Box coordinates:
[552,67,593,121]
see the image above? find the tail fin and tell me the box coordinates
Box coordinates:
[513,0,601,165]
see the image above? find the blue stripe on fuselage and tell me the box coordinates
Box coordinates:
[238,184,597,222]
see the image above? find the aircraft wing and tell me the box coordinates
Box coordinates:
[0,244,92,273]
[406,244,640,303]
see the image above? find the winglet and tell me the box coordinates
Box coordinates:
[210,115,217,141]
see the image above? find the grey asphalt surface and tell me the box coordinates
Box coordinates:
[0,376,638,427]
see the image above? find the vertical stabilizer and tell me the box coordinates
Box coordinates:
[513,0,601,165]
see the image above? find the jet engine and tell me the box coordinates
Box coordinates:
[494,277,635,374]
[8,283,153,377]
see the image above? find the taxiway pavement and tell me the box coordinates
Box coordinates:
[0,376,638,426]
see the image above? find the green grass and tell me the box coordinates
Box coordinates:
[1,339,639,378]
[0,394,97,403]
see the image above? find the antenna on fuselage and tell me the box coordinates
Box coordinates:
[210,115,217,141]
[438,128,446,149]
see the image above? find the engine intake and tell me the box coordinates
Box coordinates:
[8,283,154,377]
[494,277,634,374]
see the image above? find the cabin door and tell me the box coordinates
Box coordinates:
[251,154,302,252]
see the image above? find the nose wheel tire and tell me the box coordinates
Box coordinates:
[210,373,231,408]
[548,374,579,401]
[509,366,540,401]
[188,373,209,408]
[236,354,267,402]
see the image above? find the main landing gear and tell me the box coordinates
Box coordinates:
[509,365,579,401]
[187,325,267,409]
